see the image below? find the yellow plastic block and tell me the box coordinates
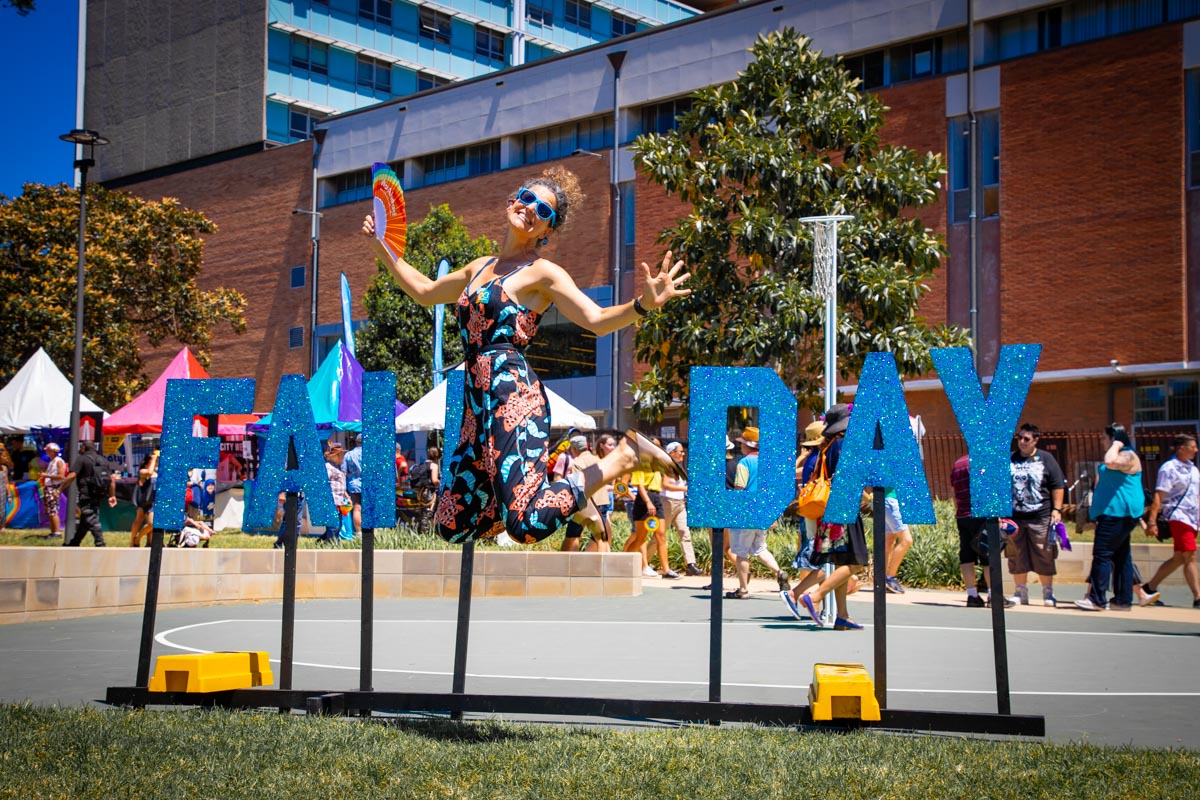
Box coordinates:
[149,651,274,693]
[808,662,881,722]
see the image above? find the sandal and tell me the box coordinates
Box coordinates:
[624,429,687,480]
[724,588,749,599]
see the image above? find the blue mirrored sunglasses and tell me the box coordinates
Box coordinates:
[516,187,557,227]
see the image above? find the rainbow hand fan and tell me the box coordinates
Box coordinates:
[372,162,407,259]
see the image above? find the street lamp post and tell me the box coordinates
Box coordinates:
[292,208,322,377]
[58,128,108,543]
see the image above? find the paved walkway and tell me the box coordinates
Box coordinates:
[1,573,1197,749]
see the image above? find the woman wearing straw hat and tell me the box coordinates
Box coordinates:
[39,442,67,538]
[780,404,867,630]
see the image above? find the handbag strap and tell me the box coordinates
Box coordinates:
[814,441,831,481]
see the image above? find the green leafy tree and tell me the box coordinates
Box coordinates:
[356,204,495,404]
[629,29,968,418]
[0,183,247,410]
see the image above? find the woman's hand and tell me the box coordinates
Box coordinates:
[361,214,377,238]
[639,251,691,310]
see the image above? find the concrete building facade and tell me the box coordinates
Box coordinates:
[103,0,1200,465]
[84,0,700,184]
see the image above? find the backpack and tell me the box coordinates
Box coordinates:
[409,461,434,490]
[84,451,112,497]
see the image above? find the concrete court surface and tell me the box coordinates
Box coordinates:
[1,575,1197,749]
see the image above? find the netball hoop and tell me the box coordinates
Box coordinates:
[798,214,853,410]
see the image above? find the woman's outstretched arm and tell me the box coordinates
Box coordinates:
[361,214,475,306]
[543,250,691,336]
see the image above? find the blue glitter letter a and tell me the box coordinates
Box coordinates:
[932,345,1040,517]
[825,353,935,524]
[244,374,338,529]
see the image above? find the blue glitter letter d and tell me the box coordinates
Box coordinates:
[155,378,255,531]
[244,374,338,529]
[686,367,796,529]
[825,353,935,524]
[932,345,1040,517]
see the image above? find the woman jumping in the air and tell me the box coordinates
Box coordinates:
[362,166,690,544]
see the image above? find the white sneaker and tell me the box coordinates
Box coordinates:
[1073,598,1103,612]
[494,531,517,548]
[1010,586,1029,605]
[642,566,659,578]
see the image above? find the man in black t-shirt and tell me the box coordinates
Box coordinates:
[61,442,116,548]
[1008,423,1066,607]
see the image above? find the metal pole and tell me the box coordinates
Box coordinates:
[967,0,980,372]
[309,215,320,378]
[607,50,626,429]
[986,518,1012,714]
[450,539,476,720]
[64,159,89,542]
[872,478,887,710]
[279,440,300,696]
[359,525,374,700]
[708,527,723,718]
[134,527,165,689]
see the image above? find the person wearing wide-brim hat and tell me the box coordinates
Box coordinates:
[781,403,868,630]
[788,419,828,593]
[40,442,68,538]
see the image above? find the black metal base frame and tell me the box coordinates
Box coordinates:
[103,687,1045,737]
[110,473,1044,738]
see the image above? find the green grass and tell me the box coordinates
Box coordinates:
[0,704,1194,799]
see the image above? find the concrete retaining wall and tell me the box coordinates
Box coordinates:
[999,541,1186,592]
[0,548,643,625]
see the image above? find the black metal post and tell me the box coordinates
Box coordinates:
[360,525,374,700]
[708,527,724,721]
[450,539,475,721]
[872,485,887,710]
[279,440,300,697]
[134,527,165,689]
[986,518,1012,714]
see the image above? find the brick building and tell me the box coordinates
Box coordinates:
[100,0,1200,483]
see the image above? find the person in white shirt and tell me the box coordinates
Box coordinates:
[1140,434,1200,607]
[661,442,702,576]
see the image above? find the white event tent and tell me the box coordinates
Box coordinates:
[0,348,107,434]
[395,366,596,433]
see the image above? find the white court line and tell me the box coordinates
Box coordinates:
[158,617,1200,639]
[152,619,1200,698]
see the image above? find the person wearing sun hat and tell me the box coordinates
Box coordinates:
[788,419,828,595]
[39,442,68,538]
[781,403,868,630]
[661,441,702,575]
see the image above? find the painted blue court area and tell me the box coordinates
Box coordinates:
[1,585,1196,748]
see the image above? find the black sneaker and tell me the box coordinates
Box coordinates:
[685,563,703,577]
[966,595,986,608]
[1194,599,1200,609]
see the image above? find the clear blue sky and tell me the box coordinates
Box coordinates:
[0,1,80,198]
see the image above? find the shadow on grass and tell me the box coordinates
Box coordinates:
[368,715,546,743]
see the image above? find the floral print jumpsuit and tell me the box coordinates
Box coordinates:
[433,264,584,543]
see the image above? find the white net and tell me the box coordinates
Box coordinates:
[812,221,836,300]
